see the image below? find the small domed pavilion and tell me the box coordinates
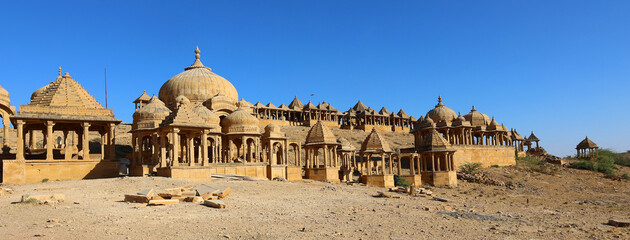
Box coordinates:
[303,121,340,182]
[576,136,598,160]
[358,128,395,187]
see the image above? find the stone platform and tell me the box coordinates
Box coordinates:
[2,159,119,184]
[361,174,395,188]
[305,167,340,183]
[421,171,457,187]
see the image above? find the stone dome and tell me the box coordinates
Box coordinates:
[360,128,392,153]
[305,121,338,145]
[133,96,171,122]
[463,105,491,127]
[264,123,282,133]
[30,83,52,101]
[426,96,457,123]
[221,106,259,134]
[159,47,238,110]
[263,123,285,138]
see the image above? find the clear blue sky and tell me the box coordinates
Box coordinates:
[1,1,629,156]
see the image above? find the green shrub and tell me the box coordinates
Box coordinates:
[570,158,617,177]
[598,149,630,167]
[459,162,483,174]
[490,164,500,168]
[569,160,596,171]
[597,157,616,177]
[622,173,629,180]
[393,175,411,188]
[517,156,541,171]
[42,178,49,183]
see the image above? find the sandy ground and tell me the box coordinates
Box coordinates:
[0,164,629,240]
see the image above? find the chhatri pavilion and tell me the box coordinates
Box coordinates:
[0,46,542,187]
[1,69,120,184]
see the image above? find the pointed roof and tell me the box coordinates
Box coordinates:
[133,91,151,104]
[317,101,328,110]
[418,129,453,152]
[254,101,265,108]
[266,102,277,109]
[305,121,338,145]
[528,131,540,141]
[278,104,290,110]
[304,100,317,110]
[352,100,368,112]
[379,107,390,115]
[161,99,214,128]
[288,96,304,110]
[486,117,504,131]
[15,72,119,122]
[576,136,598,149]
[510,129,524,140]
[397,109,409,118]
[192,104,221,129]
[360,128,393,153]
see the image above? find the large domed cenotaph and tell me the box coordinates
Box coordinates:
[129,47,300,182]
[158,47,239,116]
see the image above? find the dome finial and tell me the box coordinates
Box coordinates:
[435,95,445,107]
[195,46,200,60]
[58,66,62,76]
[471,105,476,111]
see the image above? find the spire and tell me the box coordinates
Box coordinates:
[471,105,476,111]
[58,66,62,76]
[435,95,445,107]
[185,46,210,71]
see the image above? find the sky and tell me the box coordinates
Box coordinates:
[0,1,628,156]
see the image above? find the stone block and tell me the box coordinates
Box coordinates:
[203,200,226,209]
[181,190,197,197]
[124,194,149,203]
[137,189,154,198]
[185,196,204,203]
[196,184,219,200]
[148,199,179,206]
[164,188,182,196]
[171,197,186,202]
[151,195,164,200]
[215,187,232,199]
[608,219,630,228]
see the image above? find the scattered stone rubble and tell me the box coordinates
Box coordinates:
[20,194,65,204]
[608,219,630,228]
[124,184,231,209]
[457,172,521,189]
[0,187,14,196]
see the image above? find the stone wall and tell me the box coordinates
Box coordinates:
[2,159,119,184]
[452,145,516,168]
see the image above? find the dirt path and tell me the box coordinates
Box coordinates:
[0,165,628,239]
